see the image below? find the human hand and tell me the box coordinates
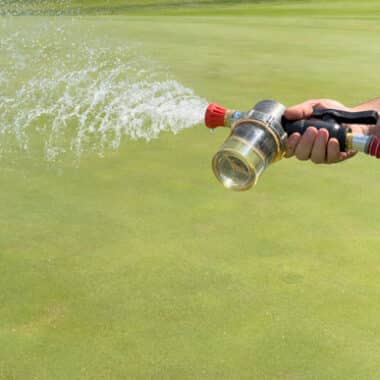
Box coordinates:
[284,99,357,164]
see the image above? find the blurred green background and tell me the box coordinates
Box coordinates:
[1,1,380,379]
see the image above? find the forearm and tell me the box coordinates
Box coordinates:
[352,98,380,112]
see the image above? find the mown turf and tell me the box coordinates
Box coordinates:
[1,1,380,379]
[3,0,380,16]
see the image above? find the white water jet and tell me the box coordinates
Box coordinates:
[0,19,208,162]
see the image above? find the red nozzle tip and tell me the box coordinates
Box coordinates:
[205,103,228,129]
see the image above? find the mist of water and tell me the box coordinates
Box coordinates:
[0,18,208,162]
[1,1,93,16]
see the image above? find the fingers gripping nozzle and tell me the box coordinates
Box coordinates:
[282,118,350,151]
[283,108,379,152]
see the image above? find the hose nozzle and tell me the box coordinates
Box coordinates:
[205,103,229,129]
[205,100,380,191]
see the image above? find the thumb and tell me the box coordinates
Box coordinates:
[284,99,321,120]
[284,99,348,121]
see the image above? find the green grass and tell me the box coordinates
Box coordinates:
[3,0,380,16]
[1,1,380,379]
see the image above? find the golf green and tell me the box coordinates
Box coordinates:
[1,1,380,379]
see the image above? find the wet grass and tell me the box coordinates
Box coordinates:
[1,1,380,379]
[2,0,380,16]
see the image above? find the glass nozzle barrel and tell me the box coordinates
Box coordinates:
[212,138,265,190]
[212,119,282,191]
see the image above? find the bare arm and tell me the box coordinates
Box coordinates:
[352,98,380,112]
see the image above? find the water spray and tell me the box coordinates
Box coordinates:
[205,100,380,191]
[0,20,208,161]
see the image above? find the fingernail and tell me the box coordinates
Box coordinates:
[305,127,316,136]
